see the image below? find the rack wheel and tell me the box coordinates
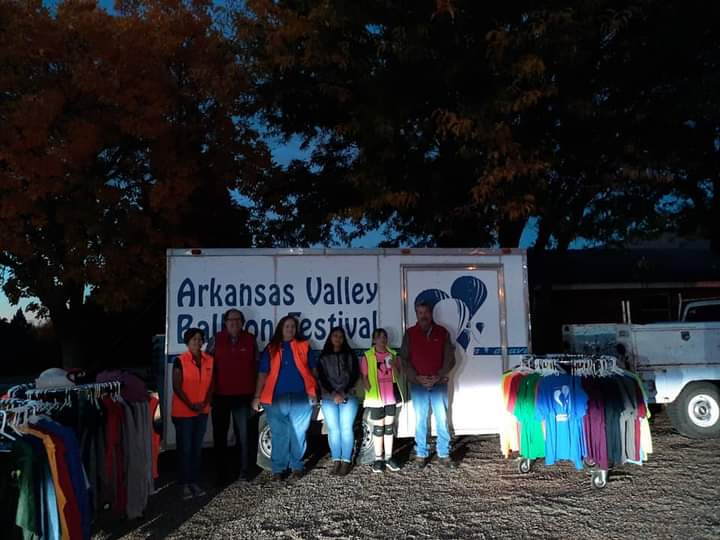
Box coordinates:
[591,470,607,489]
[517,458,532,474]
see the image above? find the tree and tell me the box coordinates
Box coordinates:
[0,0,270,367]
[235,0,720,250]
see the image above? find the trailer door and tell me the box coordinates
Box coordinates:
[402,264,507,435]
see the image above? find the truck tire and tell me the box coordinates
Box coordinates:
[667,382,720,439]
[256,413,272,471]
[356,408,377,465]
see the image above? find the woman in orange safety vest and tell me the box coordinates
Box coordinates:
[172,327,214,499]
[251,316,318,480]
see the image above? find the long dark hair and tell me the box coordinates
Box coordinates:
[266,315,303,354]
[320,326,354,356]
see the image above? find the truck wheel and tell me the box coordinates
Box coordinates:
[256,414,272,471]
[667,382,720,439]
[356,408,376,466]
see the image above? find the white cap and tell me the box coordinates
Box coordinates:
[35,368,75,389]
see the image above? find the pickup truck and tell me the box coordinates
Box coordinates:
[615,298,720,438]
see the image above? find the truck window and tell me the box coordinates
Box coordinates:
[684,304,720,322]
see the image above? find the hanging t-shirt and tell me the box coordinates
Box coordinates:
[535,374,588,469]
[499,371,521,457]
[581,377,609,470]
[514,373,545,459]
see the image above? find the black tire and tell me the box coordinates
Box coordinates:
[256,413,272,471]
[356,408,376,466]
[667,382,720,439]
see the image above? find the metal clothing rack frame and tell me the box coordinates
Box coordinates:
[513,354,622,489]
[1,381,123,443]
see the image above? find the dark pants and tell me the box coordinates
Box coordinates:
[173,414,208,485]
[212,394,252,478]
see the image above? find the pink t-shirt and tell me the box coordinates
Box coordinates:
[360,351,396,405]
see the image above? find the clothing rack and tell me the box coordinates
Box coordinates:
[7,381,123,403]
[511,353,637,489]
[0,399,58,441]
[520,354,618,377]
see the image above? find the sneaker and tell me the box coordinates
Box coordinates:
[385,458,401,472]
[271,473,285,482]
[290,469,305,480]
[371,460,385,473]
[181,485,193,500]
[438,457,457,469]
[189,483,206,497]
[338,462,352,476]
[330,461,342,476]
[415,456,428,469]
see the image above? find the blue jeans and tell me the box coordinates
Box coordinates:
[321,396,359,462]
[264,394,313,474]
[173,414,208,484]
[411,383,451,458]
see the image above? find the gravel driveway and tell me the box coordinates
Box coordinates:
[93,411,720,539]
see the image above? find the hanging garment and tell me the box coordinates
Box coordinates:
[535,374,588,469]
[581,377,609,470]
[514,373,546,459]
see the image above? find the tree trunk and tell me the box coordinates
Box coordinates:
[497,218,526,248]
[534,216,552,251]
[48,301,88,370]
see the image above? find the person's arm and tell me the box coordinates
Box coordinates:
[346,352,360,394]
[203,370,214,409]
[437,333,456,380]
[251,373,268,412]
[316,355,333,395]
[308,347,320,401]
[251,349,270,411]
[172,361,195,411]
[359,355,371,391]
[399,333,418,384]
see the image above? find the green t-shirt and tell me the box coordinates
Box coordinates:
[514,373,546,459]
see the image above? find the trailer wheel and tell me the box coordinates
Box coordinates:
[667,382,720,439]
[356,408,376,466]
[256,414,272,471]
[591,470,607,489]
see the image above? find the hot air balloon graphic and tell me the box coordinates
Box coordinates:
[450,276,488,347]
[415,289,449,310]
[450,276,488,319]
[432,298,471,350]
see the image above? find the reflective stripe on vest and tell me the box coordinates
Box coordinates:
[363,346,399,406]
[259,340,316,404]
[172,351,214,418]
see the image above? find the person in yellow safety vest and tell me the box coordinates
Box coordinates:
[172,328,214,500]
[251,315,318,481]
[361,328,403,473]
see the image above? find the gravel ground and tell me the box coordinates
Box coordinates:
[93,411,720,540]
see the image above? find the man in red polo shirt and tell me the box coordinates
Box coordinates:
[399,300,456,468]
[207,308,258,484]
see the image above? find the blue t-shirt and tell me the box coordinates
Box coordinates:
[259,341,318,398]
[535,375,588,469]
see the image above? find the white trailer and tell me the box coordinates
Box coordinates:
[163,248,531,465]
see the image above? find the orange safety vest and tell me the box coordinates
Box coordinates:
[172,351,214,418]
[259,339,316,404]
